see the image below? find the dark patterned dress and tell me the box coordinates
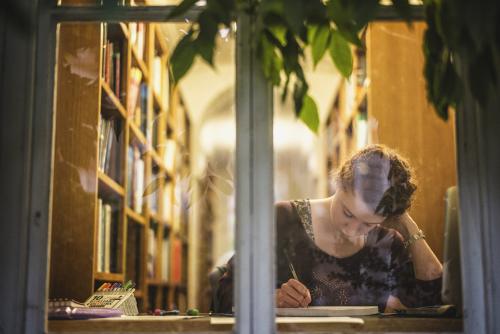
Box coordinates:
[214,200,442,313]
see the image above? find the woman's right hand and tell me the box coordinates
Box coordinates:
[276,279,311,307]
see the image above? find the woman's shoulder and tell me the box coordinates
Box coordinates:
[274,200,305,228]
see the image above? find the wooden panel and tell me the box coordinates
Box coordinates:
[48,317,462,333]
[367,22,457,260]
[50,23,101,301]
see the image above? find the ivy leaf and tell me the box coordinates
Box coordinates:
[293,79,308,115]
[196,11,219,66]
[299,95,320,134]
[326,0,363,48]
[283,0,304,34]
[170,30,197,84]
[268,25,287,46]
[329,29,353,78]
[311,24,331,68]
[167,0,198,19]
[143,178,161,197]
[307,24,318,44]
[260,35,283,86]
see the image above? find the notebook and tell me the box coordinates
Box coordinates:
[276,306,379,317]
[211,316,364,325]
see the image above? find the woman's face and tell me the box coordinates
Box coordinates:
[331,188,386,238]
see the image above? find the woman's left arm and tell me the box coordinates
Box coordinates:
[399,213,443,280]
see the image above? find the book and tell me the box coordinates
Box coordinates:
[275,306,379,317]
[103,204,112,273]
[147,226,156,278]
[161,232,170,281]
[210,316,364,325]
[49,299,86,309]
[96,199,104,272]
[170,238,182,284]
[127,68,142,116]
[48,306,123,320]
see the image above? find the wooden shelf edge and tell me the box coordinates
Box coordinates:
[119,22,129,39]
[149,150,167,171]
[100,79,127,118]
[126,206,146,225]
[129,121,148,145]
[94,272,124,282]
[131,47,149,80]
[98,170,125,197]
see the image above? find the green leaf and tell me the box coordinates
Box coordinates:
[170,31,197,84]
[260,35,283,86]
[307,24,319,44]
[196,11,219,66]
[293,79,308,115]
[283,0,304,34]
[143,178,161,197]
[329,29,353,78]
[167,0,198,19]
[299,95,320,134]
[326,0,364,47]
[268,25,287,46]
[311,24,331,68]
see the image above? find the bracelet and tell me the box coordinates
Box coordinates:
[403,229,426,248]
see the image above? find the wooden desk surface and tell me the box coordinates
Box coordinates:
[48,315,463,333]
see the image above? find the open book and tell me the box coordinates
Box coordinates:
[276,306,379,317]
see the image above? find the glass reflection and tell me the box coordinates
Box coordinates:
[49,21,235,316]
[211,21,458,318]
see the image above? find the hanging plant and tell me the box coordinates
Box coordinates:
[168,0,500,131]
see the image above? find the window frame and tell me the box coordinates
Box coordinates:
[21,2,494,334]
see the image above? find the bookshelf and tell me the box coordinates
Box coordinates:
[325,46,369,194]
[50,21,190,313]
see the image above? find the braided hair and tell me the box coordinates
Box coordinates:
[334,144,417,218]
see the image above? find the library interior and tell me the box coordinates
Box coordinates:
[44,15,461,332]
[10,1,499,333]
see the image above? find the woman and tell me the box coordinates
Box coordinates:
[215,144,443,313]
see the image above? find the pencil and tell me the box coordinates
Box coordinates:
[283,249,299,281]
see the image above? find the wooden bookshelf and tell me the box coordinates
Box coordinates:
[50,21,190,312]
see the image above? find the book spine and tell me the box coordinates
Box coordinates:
[114,50,121,99]
[97,199,104,273]
[171,238,182,284]
[161,234,170,281]
[104,204,112,273]
[133,158,144,214]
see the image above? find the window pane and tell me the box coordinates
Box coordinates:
[273,21,459,330]
[49,20,235,323]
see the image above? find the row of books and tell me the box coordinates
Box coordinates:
[127,146,145,214]
[98,117,123,182]
[146,228,177,282]
[102,29,123,100]
[96,199,118,273]
[146,226,156,278]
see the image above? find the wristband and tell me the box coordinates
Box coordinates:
[404,229,426,248]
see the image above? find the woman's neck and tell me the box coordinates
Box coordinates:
[310,197,365,254]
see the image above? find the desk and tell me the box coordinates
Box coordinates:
[48,316,463,333]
